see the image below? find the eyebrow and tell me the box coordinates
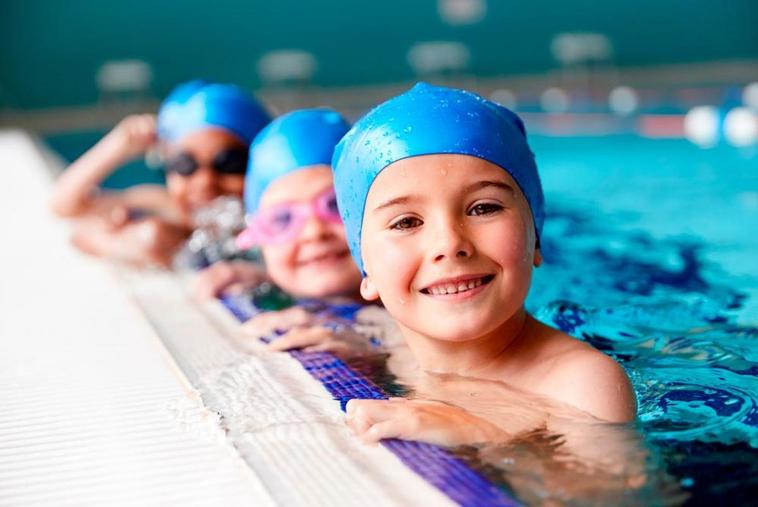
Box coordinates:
[372,194,420,214]
[464,180,515,195]
[371,180,515,214]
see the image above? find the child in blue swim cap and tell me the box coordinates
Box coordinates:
[51,80,270,267]
[332,83,636,447]
[194,108,373,357]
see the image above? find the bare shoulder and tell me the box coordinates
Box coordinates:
[537,327,637,423]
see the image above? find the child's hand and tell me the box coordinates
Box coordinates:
[345,398,508,447]
[194,260,269,299]
[239,307,376,359]
[70,215,188,268]
[267,325,376,359]
[119,217,188,267]
[239,307,314,338]
[106,114,157,161]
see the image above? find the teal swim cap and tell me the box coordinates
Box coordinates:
[332,82,545,273]
[157,80,271,145]
[244,108,351,215]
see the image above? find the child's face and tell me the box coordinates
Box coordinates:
[259,166,362,299]
[360,154,541,343]
[165,128,246,217]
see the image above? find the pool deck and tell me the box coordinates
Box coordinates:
[0,130,452,506]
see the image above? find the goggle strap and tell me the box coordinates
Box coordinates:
[235,226,259,250]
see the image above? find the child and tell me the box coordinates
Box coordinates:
[203,108,370,356]
[331,83,637,446]
[50,80,270,267]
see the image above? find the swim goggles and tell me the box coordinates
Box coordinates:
[164,148,248,176]
[236,188,342,248]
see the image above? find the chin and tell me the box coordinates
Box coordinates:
[419,313,505,343]
[291,277,353,299]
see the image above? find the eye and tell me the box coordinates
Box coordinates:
[468,202,503,216]
[326,195,339,213]
[213,149,248,175]
[390,216,423,230]
[166,153,197,176]
[270,210,293,230]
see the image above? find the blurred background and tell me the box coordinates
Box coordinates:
[0,0,756,231]
[2,1,757,166]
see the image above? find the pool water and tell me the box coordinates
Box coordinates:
[46,131,757,504]
[526,135,757,504]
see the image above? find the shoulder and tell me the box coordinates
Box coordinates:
[544,345,636,422]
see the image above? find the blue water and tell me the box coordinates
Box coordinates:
[46,131,758,504]
[526,135,757,504]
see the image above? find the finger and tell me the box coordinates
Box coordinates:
[344,410,372,435]
[239,316,278,337]
[364,419,406,443]
[282,307,313,326]
[268,327,331,351]
[222,282,250,296]
[193,263,235,299]
[344,399,398,423]
[302,342,347,354]
[239,307,313,338]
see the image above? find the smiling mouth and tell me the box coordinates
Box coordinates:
[420,274,495,296]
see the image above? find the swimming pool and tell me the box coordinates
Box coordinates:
[526,134,757,504]
[46,130,757,504]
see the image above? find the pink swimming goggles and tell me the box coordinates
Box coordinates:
[236,188,343,248]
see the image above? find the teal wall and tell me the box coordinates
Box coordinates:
[1,0,756,110]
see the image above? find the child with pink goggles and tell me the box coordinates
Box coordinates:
[195,108,363,307]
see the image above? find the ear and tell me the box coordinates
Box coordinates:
[360,276,380,301]
[533,247,543,267]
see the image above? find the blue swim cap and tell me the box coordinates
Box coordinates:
[332,82,545,273]
[157,80,271,145]
[244,108,351,215]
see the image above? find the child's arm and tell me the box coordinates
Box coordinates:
[193,260,270,299]
[50,114,157,218]
[345,398,509,447]
[70,214,189,267]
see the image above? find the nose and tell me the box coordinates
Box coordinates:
[431,219,473,263]
[299,214,333,242]
[188,166,219,194]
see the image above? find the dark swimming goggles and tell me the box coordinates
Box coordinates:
[164,148,248,176]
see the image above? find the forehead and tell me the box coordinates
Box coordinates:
[167,127,244,156]
[366,154,521,204]
[259,164,334,208]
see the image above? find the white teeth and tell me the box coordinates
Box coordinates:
[426,277,485,295]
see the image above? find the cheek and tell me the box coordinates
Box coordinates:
[166,176,188,202]
[261,244,298,286]
[330,223,348,242]
[363,234,419,295]
[480,218,533,267]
